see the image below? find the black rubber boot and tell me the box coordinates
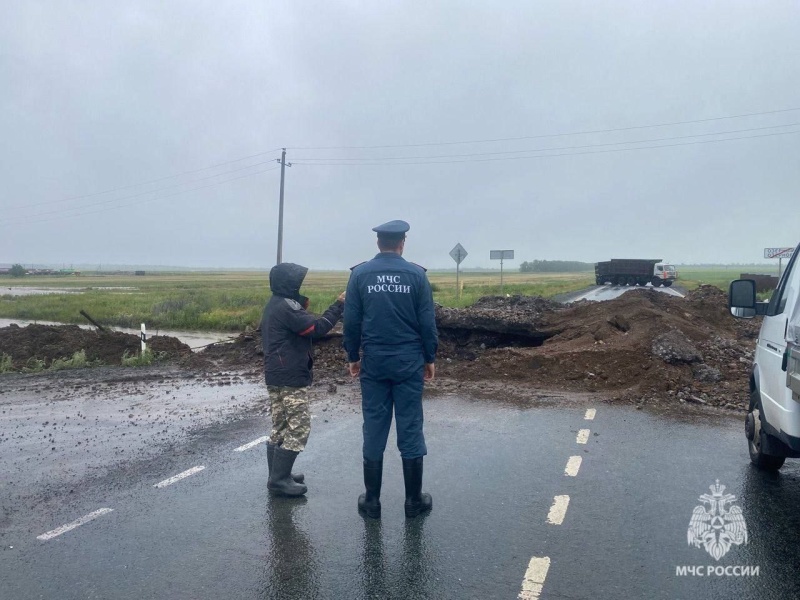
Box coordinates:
[267,442,304,484]
[268,447,307,496]
[358,459,383,519]
[402,457,432,518]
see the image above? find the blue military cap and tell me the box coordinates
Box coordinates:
[372,220,410,234]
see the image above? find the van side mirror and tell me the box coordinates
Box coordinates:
[730,279,756,309]
[729,279,767,318]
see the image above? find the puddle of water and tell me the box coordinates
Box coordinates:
[0,318,236,351]
[0,286,138,296]
[0,287,82,296]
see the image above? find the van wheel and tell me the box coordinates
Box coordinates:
[745,392,786,471]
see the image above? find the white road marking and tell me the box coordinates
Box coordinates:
[547,495,570,525]
[564,456,582,477]
[234,436,269,452]
[576,429,590,444]
[584,408,596,420]
[37,508,114,541]
[154,466,206,488]
[518,556,551,600]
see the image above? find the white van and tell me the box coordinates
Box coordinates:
[729,242,800,470]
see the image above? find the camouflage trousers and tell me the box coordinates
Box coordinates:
[266,385,311,453]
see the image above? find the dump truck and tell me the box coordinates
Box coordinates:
[594,259,678,287]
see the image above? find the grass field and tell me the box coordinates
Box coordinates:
[0,266,769,332]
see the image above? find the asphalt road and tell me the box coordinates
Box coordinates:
[3,386,799,600]
[569,283,685,303]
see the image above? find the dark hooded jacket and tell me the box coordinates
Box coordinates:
[261,262,344,387]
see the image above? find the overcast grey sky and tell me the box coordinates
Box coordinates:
[1,1,798,270]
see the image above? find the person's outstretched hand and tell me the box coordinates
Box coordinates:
[348,361,361,377]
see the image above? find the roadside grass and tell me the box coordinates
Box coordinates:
[49,350,94,371]
[121,349,159,367]
[429,272,594,307]
[0,348,158,374]
[23,358,47,373]
[675,266,779,293]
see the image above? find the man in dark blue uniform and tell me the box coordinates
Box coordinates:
[343,220,438,519]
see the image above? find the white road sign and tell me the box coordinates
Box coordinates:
[490,250,514,260]
[764,247,795,259]
[450,243,468,265]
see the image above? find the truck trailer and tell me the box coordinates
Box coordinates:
[595,259,677,287]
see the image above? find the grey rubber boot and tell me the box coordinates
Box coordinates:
[267,442,304,484]
[357,458,383,519]
[269,447,308,496]
[402,457,432,518]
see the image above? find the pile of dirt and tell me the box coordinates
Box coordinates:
[0,324,191,369]
[201,325,350,385]
[434,286,760,410]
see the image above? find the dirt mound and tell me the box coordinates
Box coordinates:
[201,325,349,384]
[0,324,191,369]
[434,286,759,409]
[197,285,758,409]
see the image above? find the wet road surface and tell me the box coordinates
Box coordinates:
[2,389,799,599]
[570,283,685,303]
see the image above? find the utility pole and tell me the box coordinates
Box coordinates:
[276,148,292,264]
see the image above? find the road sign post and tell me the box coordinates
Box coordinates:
[764,247,795,277]
[490,250,514,294]
[449,243,468,300]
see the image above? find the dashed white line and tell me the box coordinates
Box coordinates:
[546,495,570,525]
[564,456,582,477]
[576,429,590,444]
[234,436,269,452]
[518,556,551,600]
[37,508,114,541]
[154,466,206,488]
[584,408,596,420]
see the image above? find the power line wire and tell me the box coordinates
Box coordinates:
[288,107,800,150]
[291,129,800,166]
[7,160,281,219]
[1,165,281,227]
[8,148,283,210]
[292,122,799,162]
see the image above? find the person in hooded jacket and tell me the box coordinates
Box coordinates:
[262,262,345,496]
